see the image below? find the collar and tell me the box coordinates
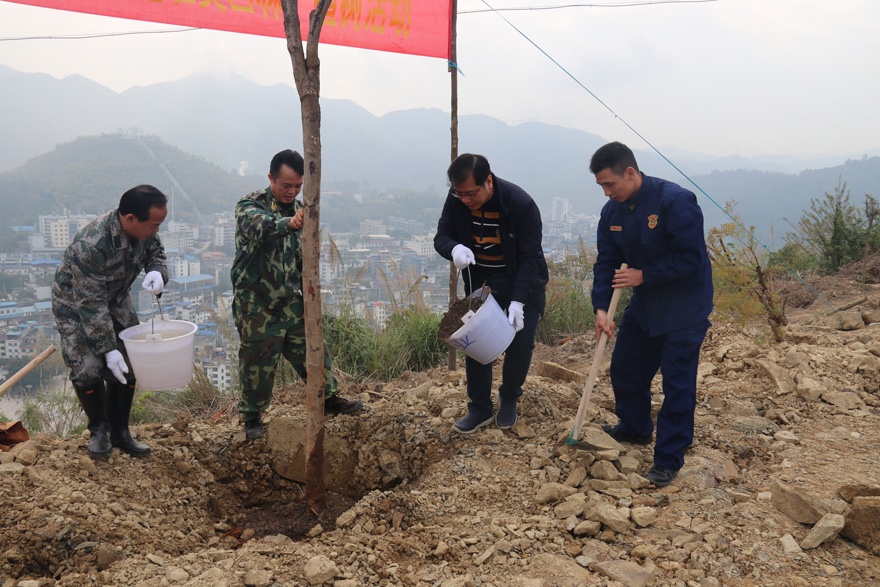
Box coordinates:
[109,210,132,250]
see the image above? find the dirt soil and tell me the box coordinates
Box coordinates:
[3,270,880,587]
[438,286,492,340]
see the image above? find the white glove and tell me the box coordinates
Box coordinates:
[508,301,525,332]
[142,271,164,294]
[105,350,129,385]
[451,244,475,270]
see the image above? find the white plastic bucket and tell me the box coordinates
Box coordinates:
[446,292,516,364]
[118,317,198,391]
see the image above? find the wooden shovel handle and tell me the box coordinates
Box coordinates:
[569,263,628,442]
[0,345,56,399]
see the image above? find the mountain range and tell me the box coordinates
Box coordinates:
[2,65,879,239]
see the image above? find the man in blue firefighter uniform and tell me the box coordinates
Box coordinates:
[589,141,713,487]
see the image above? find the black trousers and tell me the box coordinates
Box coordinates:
[463,272,539,417]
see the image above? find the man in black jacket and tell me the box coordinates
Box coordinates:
[434,154,549,433]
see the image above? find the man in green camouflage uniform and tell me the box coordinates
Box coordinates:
[52,185,169,459]
[232,149,363,440]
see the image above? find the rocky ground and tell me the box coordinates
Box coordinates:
[3,278,880,587]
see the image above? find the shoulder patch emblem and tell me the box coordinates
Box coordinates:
[609,226,623,232]
[647,214,659,229]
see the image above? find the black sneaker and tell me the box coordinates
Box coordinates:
[646,465,678,487]
[324,395,364,415]
[244,418,265,440]
[452,411,495,434]
[602,424,652,446]
[496,398,518,430]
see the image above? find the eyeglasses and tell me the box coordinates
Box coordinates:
[450,184,483,200]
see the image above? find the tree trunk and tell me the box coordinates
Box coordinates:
[447,0,459,372]
[281,0,332,514]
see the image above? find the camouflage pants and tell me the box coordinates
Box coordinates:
[233,297,338,421]
[56,318,135,388]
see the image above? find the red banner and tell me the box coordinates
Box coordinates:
[5,0,452,59]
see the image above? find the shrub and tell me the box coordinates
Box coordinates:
[324,305,446,381]
[536,274,597,345]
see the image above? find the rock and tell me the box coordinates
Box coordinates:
[473,543,496,565]
[771,478,829,524]
[856,354,880,373]
[405,381,432,401]
[563,465,587,487]
[862,309,880,324]
[554,499,585,519]
[572,519,602,536]
[800,513,846,549]
[0,462,25,475]
[630,506,657,527]
[13,447,38,466]
[513,422,535,438]
[730,416,779,436]
[535,482,577,504]
[783,349,803,368]
[536,361,586,384]
[773,430,799,444]
[336,509,357,527]
[303,554,338,585]
[439,577,475,587]
[779,533,803,554]
[590,460,624,481]
[842,496,880,554]
[243,569,273,587]
[190,568,230,586]
[526,553,593,583]
[698,362,717,376]
[584,499,631,534]
[827,311,864,331]
[750,359,796,395]
[146,553,164,565]
[821,390,867,411]
[617,455,640,475]
[593,559,654,587]
[95,545,124,570]
[577,426,625,452]
[715,344,733,361]
[378,449,401,478]
[165,566,190,583]
[838,483,880,502]
[593,449,620,461]
[795,376,824,402]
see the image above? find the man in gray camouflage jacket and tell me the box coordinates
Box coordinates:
[52,185,169,459]
[232,149,362,441]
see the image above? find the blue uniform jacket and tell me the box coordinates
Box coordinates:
[434,176,549,314]
[591,174,713,336]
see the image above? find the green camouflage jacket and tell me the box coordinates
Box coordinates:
[232,188,303,310]
[51,210,168,355]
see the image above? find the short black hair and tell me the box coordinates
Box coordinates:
[447,153,492,186]
[270,149,304,177]
[118,185,168,221]
[589,141,640,176]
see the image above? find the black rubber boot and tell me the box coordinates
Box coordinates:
[73,382,112,460]
[108,380,151,457]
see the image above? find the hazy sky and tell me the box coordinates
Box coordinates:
[1,0,878,159]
